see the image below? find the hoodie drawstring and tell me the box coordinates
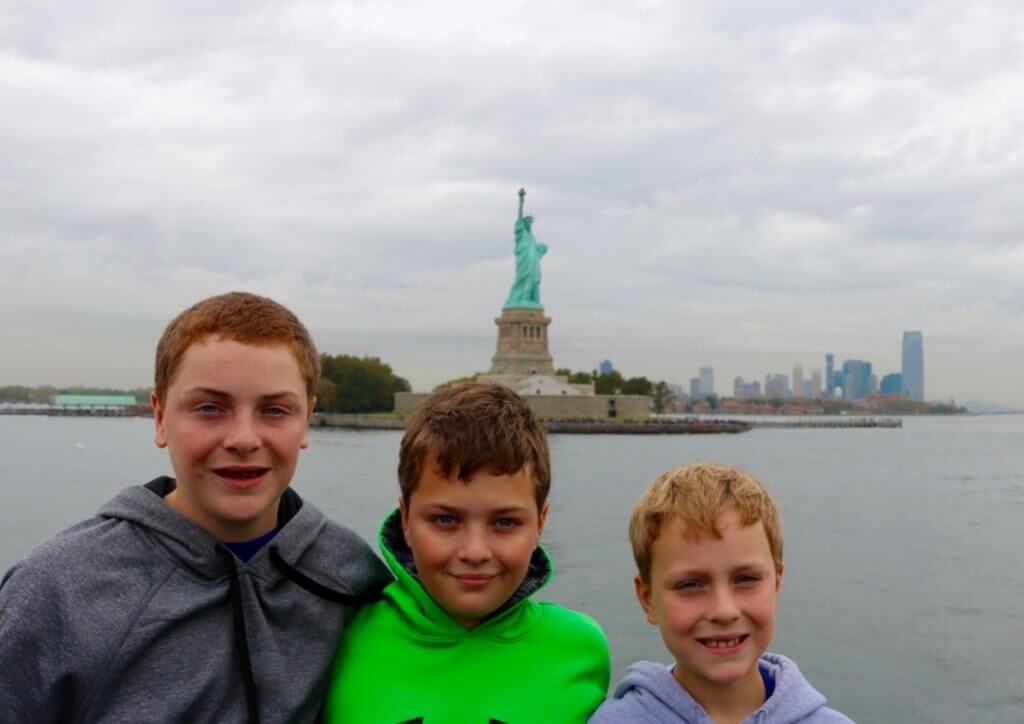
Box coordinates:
[219,549,261,724]
[214,546,385,724]
[269,547,386,605]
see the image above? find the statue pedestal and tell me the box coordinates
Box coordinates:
[486,307,555,377]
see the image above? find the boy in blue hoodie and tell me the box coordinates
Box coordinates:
[591,462,851,724]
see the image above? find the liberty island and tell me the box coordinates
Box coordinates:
[395,188,654,421]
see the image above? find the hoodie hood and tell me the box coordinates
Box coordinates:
[376,508,552,642]
[596,654,849,724]
[1,476,391,724]
[98,476,388,599]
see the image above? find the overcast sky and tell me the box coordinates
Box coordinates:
[2,1,1023,405]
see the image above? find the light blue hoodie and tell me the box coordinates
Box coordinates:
[590,653,853,724]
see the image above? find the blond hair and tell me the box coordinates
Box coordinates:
[629,461,783,584]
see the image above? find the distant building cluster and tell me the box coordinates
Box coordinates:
[688,367,714,400]
[677,330,926,406]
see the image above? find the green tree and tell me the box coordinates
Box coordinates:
[653,380,676,413]
[594,370,624,394]
[319,354,411,413]
[621,376,654,396]
[315,378,338,411]
[29,386,56,403]
[555,368,594,384]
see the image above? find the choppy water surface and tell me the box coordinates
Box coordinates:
[2,415,1022,722]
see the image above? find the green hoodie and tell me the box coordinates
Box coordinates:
[324,510,611,723]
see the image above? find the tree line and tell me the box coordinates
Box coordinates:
[555,369,677,413]
[2,353,412,415]
[316,354,410,413]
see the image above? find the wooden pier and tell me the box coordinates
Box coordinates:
[313,414,752,434]
[748,417,902,429]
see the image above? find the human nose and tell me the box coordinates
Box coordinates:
[457,525,493,565]
[706,585,741,623]
[223,410,261,455]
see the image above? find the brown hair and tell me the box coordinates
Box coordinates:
[154,291,320,404]
[398,383,550,508]
[629,461,783,584]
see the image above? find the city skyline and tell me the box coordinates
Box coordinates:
[686,330,934,402]
[2,3,1023,407]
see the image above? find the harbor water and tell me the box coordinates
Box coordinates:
[1,415,1021,722]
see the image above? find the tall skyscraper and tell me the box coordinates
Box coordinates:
[810,368,823,398]
[841,360,873,400]
[699,367,714,397]
[764,373,788,400]
[792,365,804,399]
[902,331,924,402]
[825,354,835,396]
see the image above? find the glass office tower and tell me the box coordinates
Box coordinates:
[902,331,924,402]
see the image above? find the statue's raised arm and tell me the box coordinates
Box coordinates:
[504,187,548,310]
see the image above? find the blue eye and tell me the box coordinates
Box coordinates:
[264,405,288,417]
[494,518,520,530]
[196,403,221,415]
[432,514,457,527]
[736,574,761,585]
[675,580,703,591]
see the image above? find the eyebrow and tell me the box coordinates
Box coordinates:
[181,388,301,401]
[420,504,531,515]
[182,387,230,398]
[667,560,771,577]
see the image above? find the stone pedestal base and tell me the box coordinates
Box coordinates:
[488,307,555,377]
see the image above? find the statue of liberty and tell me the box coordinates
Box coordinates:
[504,187,548,309]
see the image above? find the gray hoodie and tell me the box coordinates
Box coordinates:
[589,653,853,724]
[0,477,391,723]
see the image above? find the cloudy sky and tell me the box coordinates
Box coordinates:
[3,1,1023,405]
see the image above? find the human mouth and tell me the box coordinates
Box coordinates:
[450,573,497,589]
[213,466,271,489]
[697,634,750,654]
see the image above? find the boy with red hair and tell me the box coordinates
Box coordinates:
[0,292,389,722]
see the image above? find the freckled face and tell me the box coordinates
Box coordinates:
[400,462,548,628]
[152,336,311,541]
[635,510,782,698]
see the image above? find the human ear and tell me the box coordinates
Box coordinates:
[301,401,314,450]
[152,392,168,449]
[634,574,657,625]
[535,501,550,544]
[399,496,411,549]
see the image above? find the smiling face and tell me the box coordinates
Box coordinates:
[152,336,311,541]
[635,509,782,706]
[400,460,548,628]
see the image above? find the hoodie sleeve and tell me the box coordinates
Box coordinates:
[589,695,656,723]
[0,563,80,722]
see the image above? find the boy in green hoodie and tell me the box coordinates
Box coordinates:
[324,382,611,723]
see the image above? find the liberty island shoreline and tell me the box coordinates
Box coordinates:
[310,412,902,432]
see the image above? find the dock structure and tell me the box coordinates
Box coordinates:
[0,394,148,417]
[313,414,752,434]
[748,417,902,429]
[0,404,140,417]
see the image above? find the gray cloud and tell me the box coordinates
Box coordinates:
[2,1,1023,403]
